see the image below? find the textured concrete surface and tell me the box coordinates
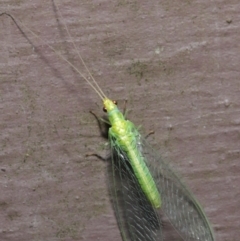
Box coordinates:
[0,0,240,240]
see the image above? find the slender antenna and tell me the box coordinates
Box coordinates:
[54,0,107,99]
[0,12,106,101]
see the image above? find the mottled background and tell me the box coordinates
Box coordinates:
[0,0,239,240]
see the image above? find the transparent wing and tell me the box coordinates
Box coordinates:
[108,134,163,241]
[139,136,215,241]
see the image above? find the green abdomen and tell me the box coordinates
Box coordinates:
[110,120,161,209]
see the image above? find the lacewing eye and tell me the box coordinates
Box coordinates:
[103,100,117,112]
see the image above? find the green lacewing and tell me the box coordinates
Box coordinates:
[1,3,215,241]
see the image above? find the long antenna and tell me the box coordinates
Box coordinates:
[0,12,106,101]
[54,0,107,99]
